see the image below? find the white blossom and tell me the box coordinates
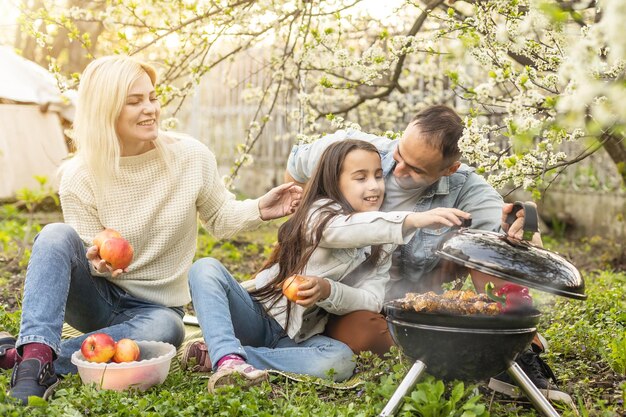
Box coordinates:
[161,117,179,130]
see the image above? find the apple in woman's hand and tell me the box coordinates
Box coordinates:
[282,275,307,302]
[81,333,116,363]
[93,228,122,249]
[93,228,134,270]
[99,237,134,270]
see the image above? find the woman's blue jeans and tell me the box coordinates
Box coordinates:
[16,223,185,375]
[188,257,355,381]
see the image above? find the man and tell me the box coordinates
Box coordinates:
[284,105,569,401]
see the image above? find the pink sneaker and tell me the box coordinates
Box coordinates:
[207,358,268,393]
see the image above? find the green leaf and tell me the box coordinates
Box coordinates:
[450,381,464,404]
[27,395,48,406]
[319,76,333,88]
[539,1,570,23]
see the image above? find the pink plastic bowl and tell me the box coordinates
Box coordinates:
[70,340,176,391]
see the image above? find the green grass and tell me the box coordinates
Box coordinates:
[0,351,504,416]
[0,205,625,416]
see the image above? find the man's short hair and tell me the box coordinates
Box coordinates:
[410,105,463,165]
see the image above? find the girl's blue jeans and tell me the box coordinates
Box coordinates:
[16,223,185,374]
[188,257,355,381]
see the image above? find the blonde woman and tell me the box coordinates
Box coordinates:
[0,55,301,404]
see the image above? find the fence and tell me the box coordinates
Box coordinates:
[174,59,626,196]
[176,55,296,192]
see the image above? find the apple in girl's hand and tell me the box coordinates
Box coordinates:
[93,228,122,249]
[112,338,140,363]
[99,237,134,270]
[282,274,307,302]
[81,333,116,363]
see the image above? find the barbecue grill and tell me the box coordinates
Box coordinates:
[379,202,586,417]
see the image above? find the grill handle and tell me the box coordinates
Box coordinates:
[505,201,539,241]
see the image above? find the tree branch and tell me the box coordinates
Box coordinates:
[322,0,446,117]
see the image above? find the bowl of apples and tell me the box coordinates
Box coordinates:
[71,333,176,391]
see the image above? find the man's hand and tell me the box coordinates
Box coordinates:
[86,245,127,278]
[501,202,543,246]
[259,182,303,220]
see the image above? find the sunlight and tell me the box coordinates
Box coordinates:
[0,0,20,44]
[356,0,405,19]
[164,32,181,50]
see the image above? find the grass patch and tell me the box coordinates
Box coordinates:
[0,206,624,415]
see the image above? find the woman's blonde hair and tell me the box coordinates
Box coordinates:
[72,55,172,179]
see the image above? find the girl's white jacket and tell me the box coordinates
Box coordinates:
[254,199,415,342]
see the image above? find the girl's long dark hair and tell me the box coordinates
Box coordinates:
[250,139,387,326]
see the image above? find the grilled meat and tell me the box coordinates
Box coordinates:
[398,290,502,315]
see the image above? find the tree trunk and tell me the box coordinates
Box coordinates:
[603,132,626,187]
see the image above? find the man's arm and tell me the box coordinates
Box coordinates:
[285,129,390,183]
[456,171,542,245]
[455,168,504,232]
[451,169,544,291]
[283,170,305,188]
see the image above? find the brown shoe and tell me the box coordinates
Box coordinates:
[181,341,212,373]
[0,331,16,357]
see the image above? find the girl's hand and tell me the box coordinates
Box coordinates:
[407,208,471,230]
[86,245,127,278]
[294,276,331,307]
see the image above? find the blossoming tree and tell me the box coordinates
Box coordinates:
[15,0,625,192]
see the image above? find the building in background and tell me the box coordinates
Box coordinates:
[0,46,74,199]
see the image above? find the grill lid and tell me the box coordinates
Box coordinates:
[436,202,586,300]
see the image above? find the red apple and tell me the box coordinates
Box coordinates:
[81,333,116,363]
[112,338,140,363]
[282,274,308,302]
[99,237,134,270]
[93,228,122,249]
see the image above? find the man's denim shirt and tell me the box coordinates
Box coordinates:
[287,129,504,297]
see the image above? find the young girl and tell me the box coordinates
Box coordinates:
[0,55,301,405]
[185,139,470,392]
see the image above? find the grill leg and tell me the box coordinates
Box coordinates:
[506,361,560,417]
[378,360,427,417]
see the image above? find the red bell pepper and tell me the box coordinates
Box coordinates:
[485,282,533,312]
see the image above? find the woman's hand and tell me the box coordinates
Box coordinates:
[294,276,331,308]
[86,245,128,278]
[258,182,303,221]
[405,208,471,232]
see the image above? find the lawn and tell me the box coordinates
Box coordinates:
[0,202,624,416]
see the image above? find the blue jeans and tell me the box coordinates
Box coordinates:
[16,223,185,375]
[188,258,355,381]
